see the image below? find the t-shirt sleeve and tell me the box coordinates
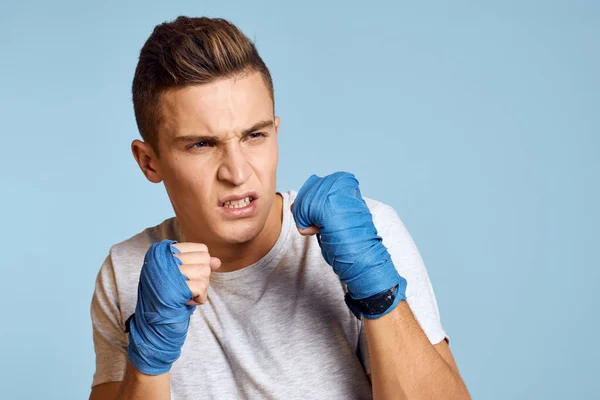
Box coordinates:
[359,203,449,375]
[90,254,128,388]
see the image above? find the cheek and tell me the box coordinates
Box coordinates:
[252,143,278,179]
[167,159,195,185]
[165,159,212,197]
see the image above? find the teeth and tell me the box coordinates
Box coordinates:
[223,197,252,208]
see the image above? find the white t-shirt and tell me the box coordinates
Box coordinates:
[90,191,448,399]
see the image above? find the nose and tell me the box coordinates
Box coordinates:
[217,143,252,186]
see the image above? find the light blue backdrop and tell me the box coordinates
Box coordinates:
[0,1,598,399]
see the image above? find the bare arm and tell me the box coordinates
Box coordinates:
[365,301,470,400]
[89,360,170,400]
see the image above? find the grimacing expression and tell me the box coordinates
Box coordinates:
[152,71,279,245]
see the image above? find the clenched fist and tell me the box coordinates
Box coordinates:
[127,240,221,374]
[172,242,222,305]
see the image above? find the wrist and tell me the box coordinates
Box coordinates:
[117,360,171,400]
[338,239,403,296]
[127,359,170,379]
[361,286,405,320]
[345,276,407,320]
[126,316,176,376]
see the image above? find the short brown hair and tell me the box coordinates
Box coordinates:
[132,16,274,153]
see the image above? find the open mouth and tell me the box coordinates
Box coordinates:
[221,196,255,209]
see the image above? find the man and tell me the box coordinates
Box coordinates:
[89,16,470,400]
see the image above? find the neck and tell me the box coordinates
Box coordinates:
[179,193,283,273]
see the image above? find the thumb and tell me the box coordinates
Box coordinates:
[298,226,319,236]
[291,202,319,236]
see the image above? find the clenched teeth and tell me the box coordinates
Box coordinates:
[223,197,253,208]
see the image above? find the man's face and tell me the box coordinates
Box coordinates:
[143,71,279,245]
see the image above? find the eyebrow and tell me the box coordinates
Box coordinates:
[172,119,274,144]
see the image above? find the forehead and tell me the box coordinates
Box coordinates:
[159,71,274,141]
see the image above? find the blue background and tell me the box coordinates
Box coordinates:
[1,1,598,399]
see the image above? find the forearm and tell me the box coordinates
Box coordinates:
[115,360,171,400]
[365,301,470,400]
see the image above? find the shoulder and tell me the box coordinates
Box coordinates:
[93,217,180,319]
[363,196,397,218]
[363,195,403,217]
[286,190,298,203]
[105,217,180,275]
[362,197,414,243]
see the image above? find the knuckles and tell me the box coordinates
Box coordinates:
[165,241,217,306]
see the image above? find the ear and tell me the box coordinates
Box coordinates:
[274,116,280,134]
[131,139,162,183]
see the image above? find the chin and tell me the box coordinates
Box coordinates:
[217,220,265,244]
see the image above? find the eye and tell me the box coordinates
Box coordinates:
[188,141,212,149]
[247,132,267,140]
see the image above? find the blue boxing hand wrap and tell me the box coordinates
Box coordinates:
[292,172,407,319]
[126,240,196,375]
